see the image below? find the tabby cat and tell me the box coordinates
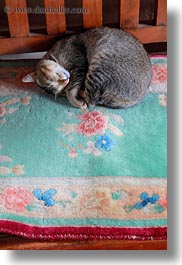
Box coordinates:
[22,27,152,109]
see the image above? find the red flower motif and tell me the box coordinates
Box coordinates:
[0,106,6,117]
[0,187,33,212]
[158,197,167,209]
[69,148,78,158]
[151,64,167,84]
[77,110,108,137]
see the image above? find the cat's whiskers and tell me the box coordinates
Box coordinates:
[44,85,54,96]
[47,84,59,100]
[55,93,58,100]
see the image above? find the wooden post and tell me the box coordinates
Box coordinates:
[120,0,140,28]
[44,0,66,35]
[156,0,167,26]
[82,0,102,28]
[5,0,29,37]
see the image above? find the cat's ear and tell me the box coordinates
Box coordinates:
[22,72,36,83]
[49,53,59,63]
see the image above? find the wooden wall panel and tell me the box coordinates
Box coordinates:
[120,0,140,28]
[82,0,102,28]
[126,25,167,44]
[0,0,167,54]
[0,35,60,54]
[44,0,66,34]
[156,0,167,26]
[5,0,29,37]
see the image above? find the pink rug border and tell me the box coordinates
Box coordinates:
[0,221,167,241]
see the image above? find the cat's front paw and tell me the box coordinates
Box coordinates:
[70,98,87,110]
[79,100,88,110]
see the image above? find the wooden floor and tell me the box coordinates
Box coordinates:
[0,234,167,250]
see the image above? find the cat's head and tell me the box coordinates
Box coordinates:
[22,59,70,96]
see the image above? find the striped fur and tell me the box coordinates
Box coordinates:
[38,27,152,109]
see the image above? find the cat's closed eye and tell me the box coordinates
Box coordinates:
[40,65,59,82]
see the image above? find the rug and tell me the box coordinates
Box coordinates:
[0,56,167,241]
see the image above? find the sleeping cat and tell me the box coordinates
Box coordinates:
[22,27,152,109]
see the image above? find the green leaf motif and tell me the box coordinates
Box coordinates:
[112,191,128,200]
[26,203,45,212]
[154,204,165,213]
[70,191,78,198]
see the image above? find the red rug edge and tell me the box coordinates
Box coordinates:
[0,220,167,241]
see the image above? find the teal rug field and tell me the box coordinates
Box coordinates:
[0,56,167,240]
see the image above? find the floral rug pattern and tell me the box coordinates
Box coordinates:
[57,109,124,158]
[0,56,167,240]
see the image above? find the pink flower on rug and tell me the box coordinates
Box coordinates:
[158,197,167,209]
[151,64,167,84]
[0,187,33,212]
[77,110,108,137]
[69,148,78,158]
[0,106,6,117]
[80,190,110,211]
[20,96,31,106]
[12,165,25,175]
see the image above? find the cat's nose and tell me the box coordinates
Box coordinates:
[63,70,70,80]
[57,65,70,80]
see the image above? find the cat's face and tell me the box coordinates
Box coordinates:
[22,60,70,96]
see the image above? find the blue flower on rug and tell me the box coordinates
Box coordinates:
[124,192,161,213]
[135,192,159,210]
[33,188,57,207]
[95,134,115,151]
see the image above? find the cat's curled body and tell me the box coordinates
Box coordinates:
[30,27,152,109]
